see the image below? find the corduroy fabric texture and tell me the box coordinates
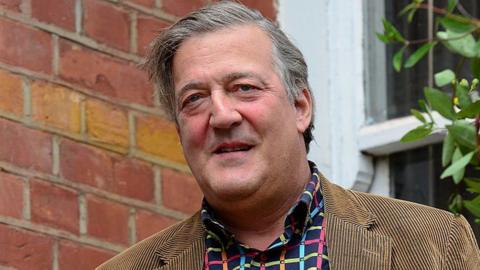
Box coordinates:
[96,175,480,270]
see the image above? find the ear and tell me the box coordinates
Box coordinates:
[294,88,313,133]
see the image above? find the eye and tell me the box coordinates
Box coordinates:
[181,93,203,108]
[237,84,256,92]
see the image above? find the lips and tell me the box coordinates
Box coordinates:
[213,142,253,154]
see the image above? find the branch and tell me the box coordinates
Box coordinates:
[416,3,480,26]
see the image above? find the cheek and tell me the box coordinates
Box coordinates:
[178,117,208,151]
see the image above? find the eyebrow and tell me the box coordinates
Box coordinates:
[176,72,267,99]
[223,72,265,84]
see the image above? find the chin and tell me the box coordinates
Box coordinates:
[204,172,263,202]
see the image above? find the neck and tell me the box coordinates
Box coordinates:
[209,160,311,250]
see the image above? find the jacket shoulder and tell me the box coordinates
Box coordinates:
[352,190,455,226]
[351,190,479,267]
[96,213,203,270]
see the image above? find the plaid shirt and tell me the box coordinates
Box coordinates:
[201,162,329,270]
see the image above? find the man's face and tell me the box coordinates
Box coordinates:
[173,24,312,206]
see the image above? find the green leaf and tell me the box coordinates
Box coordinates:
[442,133,455,166]
[447,121,477,151]
[393,47,405,72]
[456,80,472,108]
[400,125,432,143]
[407,8,417,23]
[434,69,456,87]
[441,150,475,179]
[457,100,480,118]
[471,58,480,79]
[376,32,390,43]
[411,109,426,123]
[399,3,416,16]
[448,193,463,214]
[382,18,405,43]
[405,42,437,68]
[464,198,480,217]
[399,3,418,22]
[437,30,477,58]
[424,87,455,120]
[465,178,480,193]
[452,148,466,183]
[440,17,475,33]
[418,99,428,112]
[447,0,458,12]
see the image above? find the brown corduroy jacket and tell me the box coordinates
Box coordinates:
[97,176,480,270]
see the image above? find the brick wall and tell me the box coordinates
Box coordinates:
[0,0,277,269]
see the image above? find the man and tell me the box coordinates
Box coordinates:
[97,2,479,270]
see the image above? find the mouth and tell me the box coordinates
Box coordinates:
[213,143,254,154]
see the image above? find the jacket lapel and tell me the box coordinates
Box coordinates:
[154,213,205,270]
[153,175,393,270]
[320,175,392,270]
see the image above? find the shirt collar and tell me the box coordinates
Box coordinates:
[200,161,324,244]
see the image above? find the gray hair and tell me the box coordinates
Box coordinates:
[143,1,315,152]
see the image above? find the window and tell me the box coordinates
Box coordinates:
[370,0,480,239]
[278,0,479,240]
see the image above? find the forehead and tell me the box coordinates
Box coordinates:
[172,24,275,87]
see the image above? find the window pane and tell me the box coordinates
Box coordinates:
[385,0,429,119]
[384,0,480,119]
[390,144,480,241]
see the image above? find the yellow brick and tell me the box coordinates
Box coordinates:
[86,99,129,147]
[31,81,81,133]
[136,115,185,164]
[0,69,23,116]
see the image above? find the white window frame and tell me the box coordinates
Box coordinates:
[278,0,443,197]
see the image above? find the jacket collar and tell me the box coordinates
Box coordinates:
[155,175,392,270]
[154,212,205,270]
[319,174,392,270]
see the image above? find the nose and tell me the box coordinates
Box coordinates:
[209,91,242,129]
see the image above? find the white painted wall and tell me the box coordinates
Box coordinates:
[278,0,371,189]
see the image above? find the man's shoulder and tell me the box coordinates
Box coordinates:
[96,213,204,270]
[323,178,456,229]
[350,189,478,252]
[351,189,454,223]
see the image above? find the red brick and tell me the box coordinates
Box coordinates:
[0,171,23,219]
[0,118,52,172]
[58,240,115,270]
[135,114,186,164]
[210,0,277,21]
[87,195,129,244]
[0,0,21,12]
[30,179,79,233]
[161,0,206,17]
[60,139,153,201]
[136,15,169,56]
[161,168,202,214]
[0,69,23,116]
[0,17,52,74]
[84,0,130,51]
[238,0,277,20]
[135,209,177,241]
[31,0,75,31]
[60,139,114,189]
[0,224,54,270]
[58,39,153,106]
[31,80,82,133]
[113,158,154,202]
[128,0,155,8]
[86,98,129,147]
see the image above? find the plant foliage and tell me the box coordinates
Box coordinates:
[377,0,480,223]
